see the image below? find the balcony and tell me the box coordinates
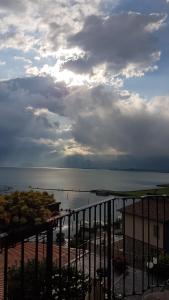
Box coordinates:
[1,196,169,299]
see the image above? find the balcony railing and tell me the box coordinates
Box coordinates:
[0,195,169,299]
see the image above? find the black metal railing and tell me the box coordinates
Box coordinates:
[0,195,169,300]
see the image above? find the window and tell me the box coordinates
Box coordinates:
[153,225,160,238]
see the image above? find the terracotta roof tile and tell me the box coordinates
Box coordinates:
[0,242,79,299]
[121,196,169,222]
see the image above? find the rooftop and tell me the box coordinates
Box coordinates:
[0,241,78,299]
[120,196,169,223]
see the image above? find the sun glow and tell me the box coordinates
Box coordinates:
[39,63,89,87]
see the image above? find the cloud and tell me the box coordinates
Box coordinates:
[0,1,166,87]
[64,13,166,77]
[0,60,6,66]
[0,0,26,12]
[0,76,71,166]
[1,72,169,169]
[0,0,106,53]
[61,84,169,161]
[0,1,168,171]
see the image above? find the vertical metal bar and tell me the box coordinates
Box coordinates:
[59,217,62,298]
[112,199,115,298]
[156,197,159,287]
[43,235,45,259]
[21,239,25,299]
[103,203,106,298]
[163,197,166,253]
[67,214,71,299]
[89,207,91,300]
[107,200,112,299]
[163,196,166,290]
[35,233,39,297]
[123,198,126,298]
[99,204,102,300]
[68,214,71,269]
[94,206,97,300]
[46,224,53,300]
[147,197,150,289]
[142,198,145,293]
[82,210,85,282]
[75,212,78,300]
[4,243,8,300]
[132,198,135,295]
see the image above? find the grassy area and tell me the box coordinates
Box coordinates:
[91,184,169,197]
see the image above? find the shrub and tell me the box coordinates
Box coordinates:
[0,191,57,230]
[69,237,87,249]
[8,259,89,300]
[56,232,65,245]
[147,254,169,280]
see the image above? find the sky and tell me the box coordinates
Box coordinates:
[0,0,169,170]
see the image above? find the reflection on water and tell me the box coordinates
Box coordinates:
[1,167,169,209]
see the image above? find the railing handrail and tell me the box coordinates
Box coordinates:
[1,194,168,245]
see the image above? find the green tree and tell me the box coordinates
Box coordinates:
[0,191,58,230]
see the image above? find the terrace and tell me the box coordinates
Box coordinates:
[1,195,169,299]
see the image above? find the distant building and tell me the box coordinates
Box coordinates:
[120,196,169,265]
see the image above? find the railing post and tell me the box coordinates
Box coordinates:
[4,243,8,300]
[107,200,112,299]
[46,224,53,300]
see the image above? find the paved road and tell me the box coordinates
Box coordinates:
[74,251,164,299]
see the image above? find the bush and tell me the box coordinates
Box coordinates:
[8,259,89,300]
[0,191,57,230]
[159,253,169,265]
[147,254,169,280]
[69,237,87,249]
[56,232,65,245]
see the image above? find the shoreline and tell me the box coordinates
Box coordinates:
[90,184,169,197]
[30,184,169,198]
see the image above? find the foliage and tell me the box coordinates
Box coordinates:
[8,259,89,300]
[147,254,169,279]
[91,184,169,197]
[0,191,56,229]
[158,253,169,265]
[56,232,65,245]
[69,237,87,249]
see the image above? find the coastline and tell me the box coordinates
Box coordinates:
[90,184,169,197]
[31,183,169,198]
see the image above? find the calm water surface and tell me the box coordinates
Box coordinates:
[1,167,169,209]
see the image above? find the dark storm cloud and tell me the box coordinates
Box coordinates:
[63,154,169,172]
[63,85,169,158]
[64,13,165,74]
[0,76,69,166]
[1,76,169,170]
[0,76,67,114]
